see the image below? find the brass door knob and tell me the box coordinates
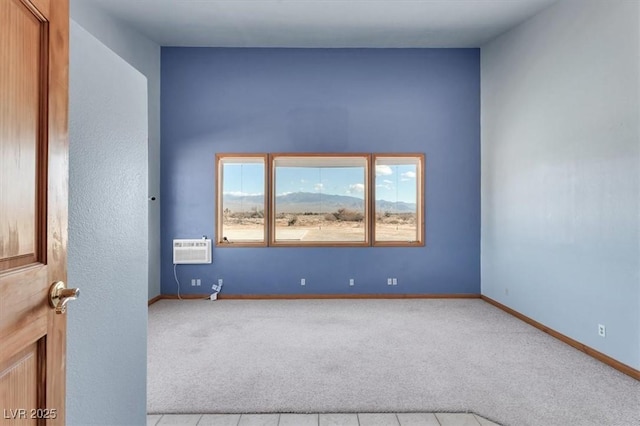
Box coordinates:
[49,281,80,314]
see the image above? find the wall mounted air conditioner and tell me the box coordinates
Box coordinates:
[173,239,212,264]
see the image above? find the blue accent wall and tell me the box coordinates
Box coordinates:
[161,48,480,295]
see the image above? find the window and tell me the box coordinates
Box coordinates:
[215,154,267,246]
[215,153,424,247]
[271,154,370,246]
[373,154,424,246]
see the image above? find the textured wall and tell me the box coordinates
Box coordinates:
[71,0,161,299]
[68,21,148,424]
[481,0,640,369]
[161,48,480,296]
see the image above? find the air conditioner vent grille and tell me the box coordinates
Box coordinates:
[173,239,212,264]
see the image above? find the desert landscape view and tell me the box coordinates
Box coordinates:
[220,192,418,242]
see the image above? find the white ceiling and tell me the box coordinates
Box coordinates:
[80,0,559,48]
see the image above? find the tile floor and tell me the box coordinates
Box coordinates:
[147,412,500,426]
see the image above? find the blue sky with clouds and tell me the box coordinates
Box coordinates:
[221,163,264,196]
[275,167,365,198]
[222,162,418,203]
[374,164,417,204]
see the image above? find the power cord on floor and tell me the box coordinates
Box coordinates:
[173,264,182,300]
[174,264,218,301]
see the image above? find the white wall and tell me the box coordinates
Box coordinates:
[482,0,639,369]
[68,21,148,424]
[71,0,161,299]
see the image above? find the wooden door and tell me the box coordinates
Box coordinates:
[0,0,69,424]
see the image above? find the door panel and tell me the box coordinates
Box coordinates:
[0,342,41,426]
[0,0,45,271]
[0,0,69,424]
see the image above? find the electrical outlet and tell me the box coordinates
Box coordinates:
[301,278,306,286]
[218,278,223,286]
[349,278,355,286]
[387,278,393,285]
[392,278,398,286]
[191,279,196,287]
[598,324,606,337]
[196,279,201,286]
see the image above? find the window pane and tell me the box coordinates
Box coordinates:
[218,156,266,244]
[374,156,422,244]
[272,155,368,244]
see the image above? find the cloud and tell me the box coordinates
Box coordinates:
[376,165,393,176]
[347,183,365,194]
[223,191,261,197]
[278,191,293,196]
[314,183,324,191]
[376,179,393,190]
[401,171,416,179]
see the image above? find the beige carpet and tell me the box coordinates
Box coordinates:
[147,299,640,426]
